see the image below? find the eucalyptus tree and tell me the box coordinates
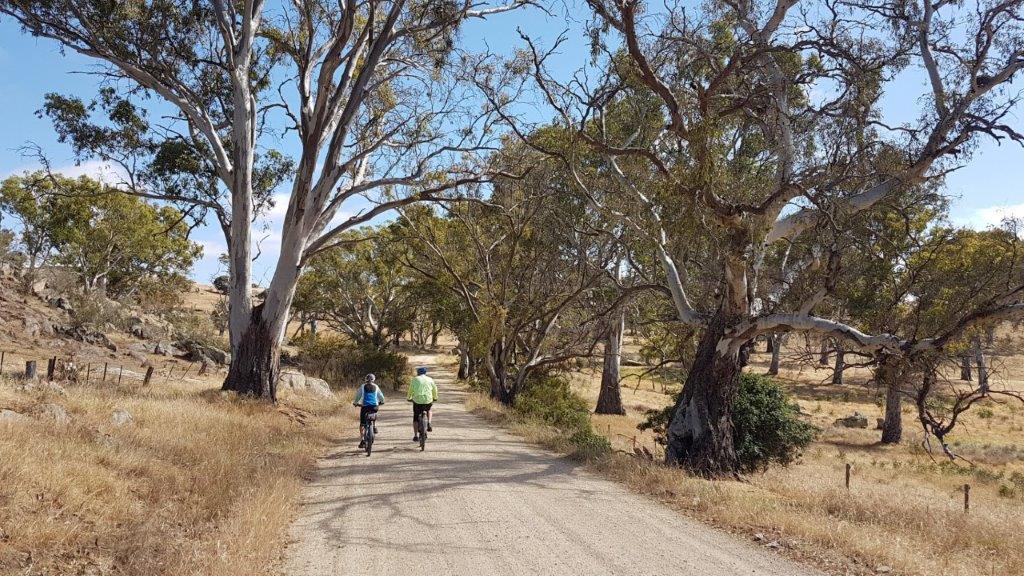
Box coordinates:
[518,0,1024,474]
[295,227,415,349]
[1,0,526,398]
[399,144,619,405]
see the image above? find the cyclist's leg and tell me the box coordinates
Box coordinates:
[426,402,433,431]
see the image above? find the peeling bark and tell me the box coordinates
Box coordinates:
[596,310,625,415]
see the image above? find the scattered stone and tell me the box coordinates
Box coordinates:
[0,409,29,424]
[57,325,117,352]
[765,540,781,550]
[110,409,134,427]
[834,412,869,429]
[875,566,892,574]
[30,279,48,297]
[278,369,334,399]
[49,296,73,312]
[37,403,71,425]
[22,316,55,338]
[753,533,766,542]
[19,380,67,396]
[176,339,230,366]
[128,314,173,340]
[154,341,179,356]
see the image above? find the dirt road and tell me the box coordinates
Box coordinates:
[282,356,823,576]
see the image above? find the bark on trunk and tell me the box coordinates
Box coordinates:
[664,313,741,476]
[458,347,470,380]
[878,356,905,444]
[767,333,781,376]
[819,339,830,365]
[972,336,988,393]
[765,335,774,354]
[222,304,282,399]
[960,355,972,381]
[595,311,625,415]
[832,343,845,385]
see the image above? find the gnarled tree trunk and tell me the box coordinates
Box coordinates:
[832,342,845,385]
[595,310,625,415]
[767,333,781,375]
[878,355,906,444]
[664,313,742,476]
[972,336,988,393]
[819,339,830,365]
[960,355,972,381]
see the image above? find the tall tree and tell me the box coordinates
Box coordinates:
[2,0,526,398]
[521,0,1024,474]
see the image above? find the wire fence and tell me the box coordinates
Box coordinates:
[0,349,201,388]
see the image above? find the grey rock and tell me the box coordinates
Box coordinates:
[834,413,869,429]
[19,380,67,395]
[278,369,334,399]
[38,402,71,425]
[30,279,48,297]
[154,341,179,356]
[0,409,29,424]
[110,409,134,427]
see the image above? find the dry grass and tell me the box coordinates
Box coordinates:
[554,346,1024,576]
[0,373,349,576]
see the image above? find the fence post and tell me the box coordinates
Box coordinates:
[0,350,5,375]
[845,463,851,489]
[117,366,123,386]
[964,483,970,512]
[46,357,57,380]
[143,366,155,386]
[25,360,37,379]
[102,362,108,383]
[85,363,91,384]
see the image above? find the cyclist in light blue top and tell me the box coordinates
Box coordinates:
[353,374,385,448]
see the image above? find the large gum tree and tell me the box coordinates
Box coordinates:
[521,0,1024,475]
[1,0,525,398]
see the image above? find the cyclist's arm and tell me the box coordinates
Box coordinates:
[377,389,385,405]
[432,380,438,402]
[353,387,363,406]
[407,380,415,401]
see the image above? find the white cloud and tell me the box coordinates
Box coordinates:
[955,203,1024,230]
[1,159,129,184]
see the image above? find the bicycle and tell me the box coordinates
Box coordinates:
[363,411,377,456]
[355,403,379,457]
[417,410,428,451]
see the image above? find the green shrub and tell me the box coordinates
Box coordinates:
[977,407,994,419]
[639,372,815,473]
[569,428,612,460]
[516,375,591,432]
[294,333,408,390]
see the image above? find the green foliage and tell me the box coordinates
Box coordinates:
[66,291,128,331]
[294,334,409,390]
[640,373,815,472]
[0,173,201,296]
[517,376,591,432]
[166,310,224,349]
[515,375,611,460]
[730,373,815,472]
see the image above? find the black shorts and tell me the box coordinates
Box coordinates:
[359,406,379,427]
[412,402,432,423]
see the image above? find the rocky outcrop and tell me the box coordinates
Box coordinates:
[37,403,71,425]
[111,409,134,427]
[834,413,869,428]
[127,314,173,340]
[57,325,117,352]
[278,369,334,399]
[0,409,29,425]
[175,339,230,366]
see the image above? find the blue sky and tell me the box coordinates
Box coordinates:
[1,5,1022,283]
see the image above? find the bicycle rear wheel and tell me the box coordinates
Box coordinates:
[418,414,427,451]
[365,426,374,456]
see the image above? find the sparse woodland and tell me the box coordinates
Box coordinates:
[1,0,1024,574]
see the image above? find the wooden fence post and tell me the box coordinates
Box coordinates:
[85,363,91,384]
[25,360,37,379]
[102,362,108,383]
[964,484,970,512]
[117,366,123,386]
[845,463,852,489]
[46,357,57,380]
[143,366,155,386]
[0,350,5,375]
